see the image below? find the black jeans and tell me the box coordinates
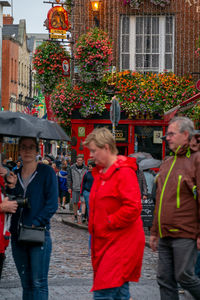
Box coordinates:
[0,253,5,280]
[157,237,200,300]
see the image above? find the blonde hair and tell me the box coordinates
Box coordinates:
[84,127,118,155]
[42,159,49,165]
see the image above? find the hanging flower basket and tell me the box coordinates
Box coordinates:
[32,41,69,94]
[74,27,113,83]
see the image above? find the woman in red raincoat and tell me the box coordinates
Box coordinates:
[84,127,145,300]
[0,168,17,280]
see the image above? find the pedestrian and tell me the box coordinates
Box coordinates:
[51,162,59,175]
[80,161,94,222]
[12,159,22,173]
[84,127,145,300]
[150,116,200,300]
[135,158,148,201]
[0,167,18,280]
[68,154,87,222]
[58,164,69,209]
[6,137,58,300]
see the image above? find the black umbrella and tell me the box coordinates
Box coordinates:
[0,111,70,141]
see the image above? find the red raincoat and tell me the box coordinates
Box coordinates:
[89,156,145,291]
[0,176,10,254]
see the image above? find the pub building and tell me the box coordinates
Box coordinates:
[70,91,200,164]
[68,0,200,163]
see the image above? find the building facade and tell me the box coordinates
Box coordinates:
[72,0,200,77]
[69,0,200,162]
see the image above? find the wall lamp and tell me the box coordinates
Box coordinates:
[90,0,101,27]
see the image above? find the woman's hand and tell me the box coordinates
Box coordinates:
[0,197,18,213]
[0,166,8,177]
[6,172,17,189]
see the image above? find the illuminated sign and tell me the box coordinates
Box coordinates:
[47,6,69,32]
[62,58,70,77]
[50,33,66,39]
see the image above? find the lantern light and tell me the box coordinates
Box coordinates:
[90,0,100,12]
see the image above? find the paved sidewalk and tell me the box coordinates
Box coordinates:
[60,210,151,246]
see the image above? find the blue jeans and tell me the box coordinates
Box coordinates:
[83,190,90,217]
[93,282,130,300]
[11,231,52,300]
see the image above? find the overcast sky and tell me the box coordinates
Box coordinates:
[4,0,48,33]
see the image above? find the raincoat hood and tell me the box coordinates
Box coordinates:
[93,155,137,181]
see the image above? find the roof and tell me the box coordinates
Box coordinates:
[2,24,19,39]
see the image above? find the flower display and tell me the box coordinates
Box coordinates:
[104,71,196,118]
[50,71,196,125]
[74,27,113,82]
[32,41,69,93]
[50,79,109,121]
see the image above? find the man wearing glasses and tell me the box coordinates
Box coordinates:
[150,116,200,300]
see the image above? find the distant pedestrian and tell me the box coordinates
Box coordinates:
[80,161,94,222]
[68,155,87,222]
[150,117,200,300]
[58,164,69,209]
[84,127,145,300]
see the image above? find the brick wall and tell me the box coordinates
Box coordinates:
[72,0,200,76]
[2,39,19,110]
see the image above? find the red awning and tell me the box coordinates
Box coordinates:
[164,92,200,122]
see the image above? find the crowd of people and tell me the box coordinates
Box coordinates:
[0,116,200,300]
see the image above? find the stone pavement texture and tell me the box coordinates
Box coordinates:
[0,211,194,300]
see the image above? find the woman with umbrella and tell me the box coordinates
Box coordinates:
[6,137,58,300]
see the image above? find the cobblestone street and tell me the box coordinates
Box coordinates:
[0,213,193,299]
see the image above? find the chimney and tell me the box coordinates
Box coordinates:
[3,14,14,25]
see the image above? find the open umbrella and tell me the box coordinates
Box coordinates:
[139,158,161,171]
[128,152,153,159]
[0,111,70,141]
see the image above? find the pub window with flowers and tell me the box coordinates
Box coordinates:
[120,15,174,73]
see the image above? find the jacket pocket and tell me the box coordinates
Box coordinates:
[176,175,182,208]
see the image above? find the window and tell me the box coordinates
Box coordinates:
[120,15,174,73]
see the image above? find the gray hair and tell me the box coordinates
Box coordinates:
[169,116,195,140]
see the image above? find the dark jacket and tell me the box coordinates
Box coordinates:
[8,163,58,237]
[151,144,200,240]
[136,169,148,197]
[80,170,94,195]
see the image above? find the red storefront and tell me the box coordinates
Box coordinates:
[70,92,200,164]
[70,105,168,164]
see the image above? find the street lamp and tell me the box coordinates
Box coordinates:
[90,0,101,27]
[90,0,100,12]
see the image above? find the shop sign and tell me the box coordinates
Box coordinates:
[50,33,66,39]
[62,58,70,77]
[78,127,85,137]
[196,79,200,91]
[153,130,163,144]
[94,124,128,143]
[47,6,69,32]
